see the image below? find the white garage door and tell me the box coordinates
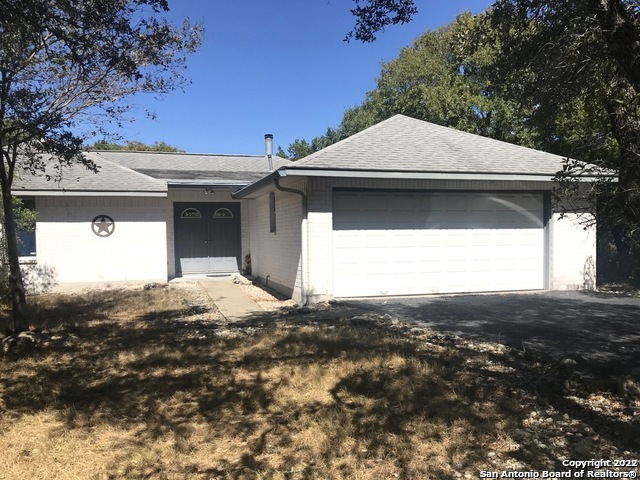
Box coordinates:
[333,191,545,297]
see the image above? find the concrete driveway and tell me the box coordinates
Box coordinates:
[342,291,640,374]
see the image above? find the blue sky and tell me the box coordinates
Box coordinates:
[109,0,494,155]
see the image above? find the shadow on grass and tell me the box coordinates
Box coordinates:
[1,290,638,478]
[344,292,640,373]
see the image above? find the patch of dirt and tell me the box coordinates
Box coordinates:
[212,303,640,471]
[233,276,297,311]
[596,283,640,297]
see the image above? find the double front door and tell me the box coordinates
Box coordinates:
[174,202,241,275]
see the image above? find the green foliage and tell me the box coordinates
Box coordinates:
[343,0,639,226]
[0,0,202,171]
[485,0,640,243]
[85,140,185,152]
[346,0,417,42]
[12,198,36,233]
[283,139,314,160]
[286,13,535,158]
[343,0,640,278]
[0,0,202,329]
[370,12,536,144]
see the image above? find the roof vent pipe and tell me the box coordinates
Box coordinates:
[265,134,274,172]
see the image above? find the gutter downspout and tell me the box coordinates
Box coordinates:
[274,178,308,306]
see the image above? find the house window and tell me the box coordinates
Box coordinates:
[213,208,234,218]
[17,197,36,257]
[181,208,202,219]
[269,192,276,233]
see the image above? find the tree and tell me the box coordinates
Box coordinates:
[0,197,36,301]
[280,128,349,160]
[0,0,202,331]
[345,0,638,168]
[481,1,640,277]
[85,140,185,152]
[368,12,537,144]
[346,0,640,278]
[286,13,534,158]
[276,139,313,160]
[346,0,418,42]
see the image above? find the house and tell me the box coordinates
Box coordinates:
[233,115,599,303]
[13,151,290,289]
[13,114,598,300]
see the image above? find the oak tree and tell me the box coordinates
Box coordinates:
[287,13,532,159]
[0,0,202,331]
[85,140,185,152]
[347,0,640,277]
[484,0,640,276]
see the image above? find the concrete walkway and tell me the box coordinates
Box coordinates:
[172,275,264,321]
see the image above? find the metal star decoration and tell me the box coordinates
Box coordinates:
[91,215,115,237]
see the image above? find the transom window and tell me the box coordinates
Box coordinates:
[181,208,202,219]
[213,208,234,218]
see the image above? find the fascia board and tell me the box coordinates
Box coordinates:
[282,168,610,182]
[12,190,168,197]
[167,182,248,190]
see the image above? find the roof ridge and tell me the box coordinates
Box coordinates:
[282,113,580,176]
[291,113,572,171]
[85,150,273,158]
[294,115,403,165]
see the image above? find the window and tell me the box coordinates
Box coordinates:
[213,208,234,218]
[269,192,276,233]
[181,208,202,219]
[17,197,36,257]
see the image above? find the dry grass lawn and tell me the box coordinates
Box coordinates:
[0,284,637,479]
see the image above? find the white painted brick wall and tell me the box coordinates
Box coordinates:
[33,196,167,285]
[306,178,333,302]
[251,177,597,301]
[166,189,250,278]
[549,212,596,290]
[249,181,304,301]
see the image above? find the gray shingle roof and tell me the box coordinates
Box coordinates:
[134,169,269,183]
[13,156,167,194]
[87,151,290,183]
[13,151,291,194]
[291,114,571,176]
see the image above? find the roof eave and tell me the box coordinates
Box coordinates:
[167,182,249,190]
[12,189,168,197]
[285,167,616,182]
[218,167,617,200]
[232,169,286,199]
[279,167,561,182]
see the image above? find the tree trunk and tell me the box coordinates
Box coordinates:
[611,223,634,281]
[603,77,640,233]
[0,177,29,332]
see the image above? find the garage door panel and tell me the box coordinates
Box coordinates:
[333,191,545,297]
[390,234,421,248]
[389,194,418,211]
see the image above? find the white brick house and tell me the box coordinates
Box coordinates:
[233,115,600,303]
[14,115,601,300]
[13,151,290,289]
